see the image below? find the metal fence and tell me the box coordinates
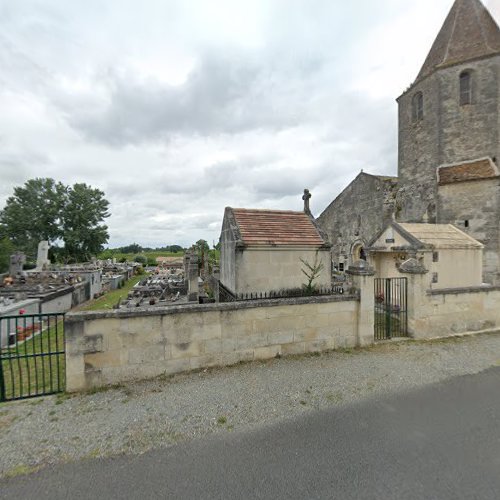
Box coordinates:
[217,281,345,303]
[374,278,408,340]
[0,313,65,402]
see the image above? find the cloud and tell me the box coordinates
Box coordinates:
[1,0,489,248]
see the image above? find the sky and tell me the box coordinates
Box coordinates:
[1,0,499,249]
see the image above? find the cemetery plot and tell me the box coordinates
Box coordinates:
[0,314,65,402]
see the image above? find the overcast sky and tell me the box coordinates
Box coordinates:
[1,0,499,249]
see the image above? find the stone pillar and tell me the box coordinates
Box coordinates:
[183,251,191,277]
[346,260,375,347]
[398,258,429,339]
[188,254,199,302]
[36,241,50,270]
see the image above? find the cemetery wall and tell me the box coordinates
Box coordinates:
[405,270,500,338]
[65,295,362,391]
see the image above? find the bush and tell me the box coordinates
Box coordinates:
[134,255,147,264]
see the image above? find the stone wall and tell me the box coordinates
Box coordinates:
[65,293,370,392]
[438,178,500,285]
[317,172,398,269]
[397,55,500,222]
[234,247,331,294]
[403,270,500,339]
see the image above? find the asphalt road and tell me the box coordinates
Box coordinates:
[2,366,500,500]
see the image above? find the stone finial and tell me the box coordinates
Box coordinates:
[398,258,428,274]
[346,260,375,276]
[302,189,312,215]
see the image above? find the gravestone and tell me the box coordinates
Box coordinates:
[187,254,199,302]
[36,241,50,270]
[9,252,26,276]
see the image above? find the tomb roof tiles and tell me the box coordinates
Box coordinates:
[230,208,326,247]
[437,158,499,185]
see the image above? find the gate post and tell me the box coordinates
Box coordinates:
[398,258,428,338]
[347,260,375,347]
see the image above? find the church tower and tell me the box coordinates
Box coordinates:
[397,0,500,223]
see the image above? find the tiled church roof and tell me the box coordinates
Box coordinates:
[437,158,499,185]
[416,0,500,83]
[229,208,326,247]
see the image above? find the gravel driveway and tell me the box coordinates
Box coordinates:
[1,332,500,479]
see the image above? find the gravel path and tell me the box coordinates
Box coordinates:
[1,333,500,479]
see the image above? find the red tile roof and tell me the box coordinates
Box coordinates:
[231,208,326,247]
[438,158,499,185]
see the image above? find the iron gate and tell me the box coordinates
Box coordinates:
[374,278,408,340]
[0,313,65,402]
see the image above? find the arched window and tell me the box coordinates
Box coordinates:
[412,92,423,122]
[460,71,472,105]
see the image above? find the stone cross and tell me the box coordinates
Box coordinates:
[9,252,26,277]
[302,189,312,215]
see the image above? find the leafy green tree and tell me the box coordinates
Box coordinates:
[0,237,15,273]
[119,243,142,254]
[61,183,110,262]
[0,178,110,262]
[0,178,66,257]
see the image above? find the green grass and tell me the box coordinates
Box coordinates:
[80,274,147,311]
[1,319,65,401]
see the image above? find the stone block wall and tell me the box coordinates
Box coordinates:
[317,172,398,269]
[397,55,500,223]
[65,294,365,392]
[403,270,500,339]
[438,178,500,285]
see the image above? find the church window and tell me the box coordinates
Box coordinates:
[432,251,439,263]
[464,220,469,228]
[432,272,439,284]
[338,263,345,272]
[459,71,472,105]
[412,92,424,122]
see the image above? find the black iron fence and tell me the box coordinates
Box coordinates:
[217,281,345,303]
[0,313,65,402]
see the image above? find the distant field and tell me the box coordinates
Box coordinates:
[98,250,184,262]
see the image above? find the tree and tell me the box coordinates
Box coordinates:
[0,178,110,262]
[0,237,15,273]
[61,183,110,262]
[300,252,324,295]
[0,178,66,257]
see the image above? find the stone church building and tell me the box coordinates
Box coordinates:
[318,0,500,285]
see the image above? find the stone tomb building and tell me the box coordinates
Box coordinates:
[219,207,331,295]
[367,222,483,289]
[317,0,500,285]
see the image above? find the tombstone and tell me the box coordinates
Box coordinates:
[9,251,26,276]
[36,241,50,270]
[187,254,199,302]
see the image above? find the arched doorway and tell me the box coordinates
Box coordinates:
[351,242,367,262]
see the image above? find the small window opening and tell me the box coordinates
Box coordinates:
[460,71,472,105]
[338,262,345,272]
[464,220,469,228]
[432,251,439,263]
[432,272,439,284]
[412,92,424,122]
